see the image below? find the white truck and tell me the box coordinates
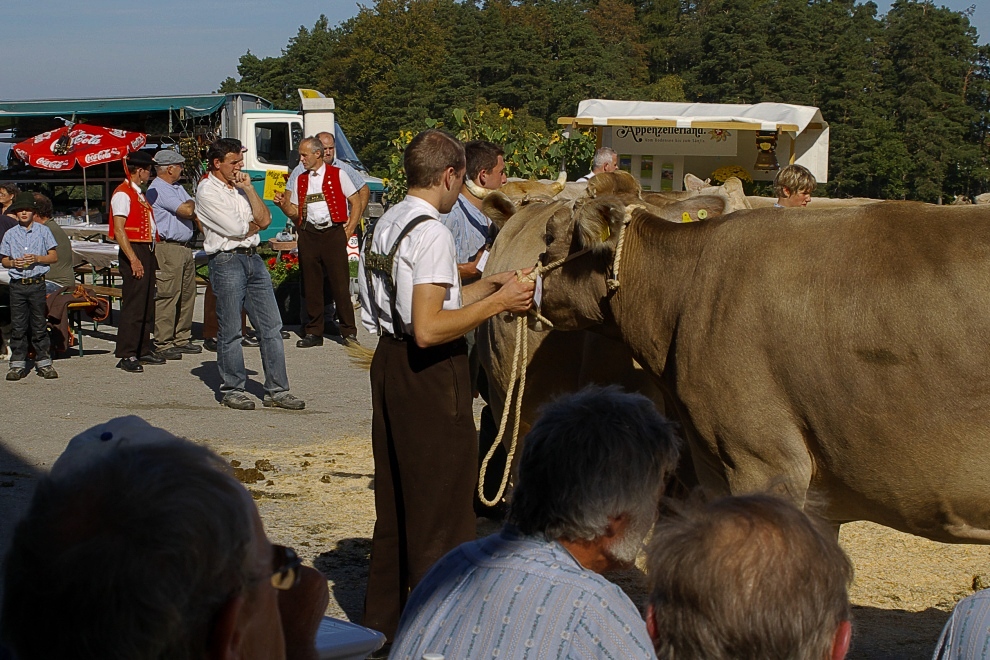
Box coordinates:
[0,89,384,241]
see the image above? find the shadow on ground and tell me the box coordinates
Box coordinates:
[315,537,373,622]
[849,606,949,659]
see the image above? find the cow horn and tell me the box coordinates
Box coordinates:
[465,179,494,199]
[550,171,566,195]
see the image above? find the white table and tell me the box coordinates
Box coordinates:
[62,223,111,241]
[70,241,208,272]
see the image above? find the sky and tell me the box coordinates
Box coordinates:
[1,0,987,102]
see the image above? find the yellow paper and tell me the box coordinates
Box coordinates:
[263,170,289,200]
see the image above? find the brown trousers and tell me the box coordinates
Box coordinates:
[115,243,157,359]
[363,335,478,641]
[298,224,355,337]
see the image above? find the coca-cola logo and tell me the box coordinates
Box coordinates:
[130,136,144,149]
[32,131,54,144]
[109,128,127,138]
[37,157,70,169]
[84,148,119,164]
[71,132,104,147]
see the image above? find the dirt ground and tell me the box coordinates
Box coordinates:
[0,298,987,658]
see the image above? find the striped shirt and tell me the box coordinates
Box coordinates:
[0,222,57,279]
[933,589,990,659]
[391,527,657,660]
[440,193,490,265]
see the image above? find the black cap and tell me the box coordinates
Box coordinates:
[6,192,37,215]
[126,151,154,169]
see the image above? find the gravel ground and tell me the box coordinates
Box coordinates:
[1,294,988,658]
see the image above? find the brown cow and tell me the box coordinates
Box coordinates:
[524,196,990,543]
[477,177,732,489]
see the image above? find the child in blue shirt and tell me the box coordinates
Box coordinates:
[0,193,59,380]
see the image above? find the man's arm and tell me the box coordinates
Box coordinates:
[410,272,534,348]
[344,189,364,237]
[456,247,486,280]
[113,215,145,279]
[233,172,271,230]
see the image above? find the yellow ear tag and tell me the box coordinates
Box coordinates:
[682,212,692,223]
[697,208,708,220]
[601,226,610,242]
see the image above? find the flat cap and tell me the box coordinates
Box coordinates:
[153,149,186,166]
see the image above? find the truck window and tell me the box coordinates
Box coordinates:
[254,122,292,166]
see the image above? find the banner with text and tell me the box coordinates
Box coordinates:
[612,127,738,156]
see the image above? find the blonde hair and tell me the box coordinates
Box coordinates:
[773,164,817,198]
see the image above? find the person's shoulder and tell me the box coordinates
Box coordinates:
[35,223,55,239]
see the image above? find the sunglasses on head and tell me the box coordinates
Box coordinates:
[271,544,302,590]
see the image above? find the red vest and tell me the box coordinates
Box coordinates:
[108,181,156,243]
[296,165,348,228]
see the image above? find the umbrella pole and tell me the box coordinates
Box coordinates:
[83,166,89,221]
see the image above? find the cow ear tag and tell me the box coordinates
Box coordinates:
[682,212,692,223]
[600,225,610,242]
[697,208,708,220]
[534,273,544,309]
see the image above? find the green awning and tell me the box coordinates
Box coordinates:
[0,94,231,119]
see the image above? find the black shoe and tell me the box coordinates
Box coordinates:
[116,358,144,373]
[158,347,184,361]
[296,334,324,348]
[280,329,291,339]
[241,335,260,348]
[203,338,218,351]
[138,352,167,365]
[343,335,361,347]
[173,342,203,354]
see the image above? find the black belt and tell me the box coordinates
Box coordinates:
[304,223,345,233]
[12,275,45,285]
[219,246,257,255]
[163,239,192,247]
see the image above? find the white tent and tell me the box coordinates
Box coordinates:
[559,99,829,185]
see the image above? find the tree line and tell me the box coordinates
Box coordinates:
[219,0,990,202]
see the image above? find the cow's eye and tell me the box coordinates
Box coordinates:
[544,233,554,246]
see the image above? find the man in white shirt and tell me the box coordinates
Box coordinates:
[358,128,535,649]
[276,137,362,348]
[195,138,304,411]
[576,146,619,183]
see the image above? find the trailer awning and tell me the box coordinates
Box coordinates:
[0,94,234,119]
[558,100,826,134]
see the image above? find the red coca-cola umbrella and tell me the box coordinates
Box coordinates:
[13,122,147,218]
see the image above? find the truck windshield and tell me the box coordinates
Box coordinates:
[334,122,367,173]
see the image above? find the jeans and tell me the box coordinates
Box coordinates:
[208,251,288,396]
[9,280,51,369]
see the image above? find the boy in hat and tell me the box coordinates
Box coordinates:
[0,192,59,380]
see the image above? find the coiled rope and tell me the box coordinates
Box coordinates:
[477,204,638,506]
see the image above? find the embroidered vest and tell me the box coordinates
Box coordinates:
[296,165,348,228]
[108,181,156,243]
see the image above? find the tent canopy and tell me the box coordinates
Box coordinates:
[559,99,826,134]
[0,94,234,119]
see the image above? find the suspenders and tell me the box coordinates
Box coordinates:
[363,215,434,339]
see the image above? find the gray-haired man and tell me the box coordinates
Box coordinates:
[390,385,682,659]
[576,146,619,183]
[147,149,202,358]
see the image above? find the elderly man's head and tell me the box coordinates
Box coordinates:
[1,417,325,660]
[508,385,681,571]
[646,494,853,660]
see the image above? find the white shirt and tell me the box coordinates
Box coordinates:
[575,171,596,183]
[110,181,157,239]
[288,164,358,227]
[359,195,461,336]
[195,173,261,254]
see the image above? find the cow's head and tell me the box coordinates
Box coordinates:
[539,194,731,331]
